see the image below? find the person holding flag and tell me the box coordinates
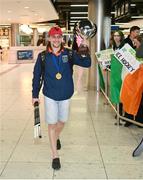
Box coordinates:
[110,26,141,127]
[121,26,141,127]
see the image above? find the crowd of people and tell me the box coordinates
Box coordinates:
[110,26,143,127]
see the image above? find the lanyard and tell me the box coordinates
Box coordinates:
[52,54,62,73]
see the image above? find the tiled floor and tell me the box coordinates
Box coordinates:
[0,63,143,179]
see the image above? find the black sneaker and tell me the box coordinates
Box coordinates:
[52,158,61,170]
[124,121,132,127]
[57,139,61,150]
[132,138,143,157]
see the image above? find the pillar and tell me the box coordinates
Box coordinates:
[11,23,20,46]
[33,28,38,46]
[88,0,111,91]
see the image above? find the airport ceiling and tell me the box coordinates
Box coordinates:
[0,0,143,29]
[50,0,143,29]
[50,0,88,29]
[0,0,58,25]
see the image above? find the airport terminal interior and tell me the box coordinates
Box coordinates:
[0,0,143,179]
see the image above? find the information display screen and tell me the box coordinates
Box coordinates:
[17,50,33,60]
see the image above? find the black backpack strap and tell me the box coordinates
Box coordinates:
[65,48,74,74]
[66,47,73,60]
[39,50,46,91]
[67,48,73,60]
[41,50,46,69]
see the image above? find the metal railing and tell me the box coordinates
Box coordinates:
[100,66,143,127]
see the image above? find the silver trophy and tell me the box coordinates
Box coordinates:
[73,19,97,55]
[74,19,97,40]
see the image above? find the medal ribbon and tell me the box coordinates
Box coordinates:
[52,53,62,73]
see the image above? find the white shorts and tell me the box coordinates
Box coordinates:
[44,96,70,124]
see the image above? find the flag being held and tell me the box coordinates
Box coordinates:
[110,44,143,116]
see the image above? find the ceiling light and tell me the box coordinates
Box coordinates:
[69,22,77,25]
[8,10,12,13]
[130,4,136,7]
[115,23,129,25]
[131,16,143,19]
[111,11,116,14]
[70,17,88,19]
[111,25,119,26]
[24,6,29,9]
[70,4,88,7]
[37,27,46,33]
[122,29,130,33]
[70,20,78,22]
[70,12,88,14]
[20,24,33,34]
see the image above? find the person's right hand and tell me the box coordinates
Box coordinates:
[32,98,40,106]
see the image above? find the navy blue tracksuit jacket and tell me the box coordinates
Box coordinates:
[32,48,91,101]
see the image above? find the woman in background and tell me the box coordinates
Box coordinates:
[112,30,124,50]
[111,30,124,118]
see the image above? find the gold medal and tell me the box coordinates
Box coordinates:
[56,73,62,80]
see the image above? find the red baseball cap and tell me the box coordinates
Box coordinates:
[48,26,63,36]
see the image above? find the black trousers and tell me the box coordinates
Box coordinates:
[125,94,143,123]
[135,94,143,123]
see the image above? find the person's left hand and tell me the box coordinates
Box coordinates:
[78,44,89,56]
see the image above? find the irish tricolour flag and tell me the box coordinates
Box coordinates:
[110,44,143,115]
